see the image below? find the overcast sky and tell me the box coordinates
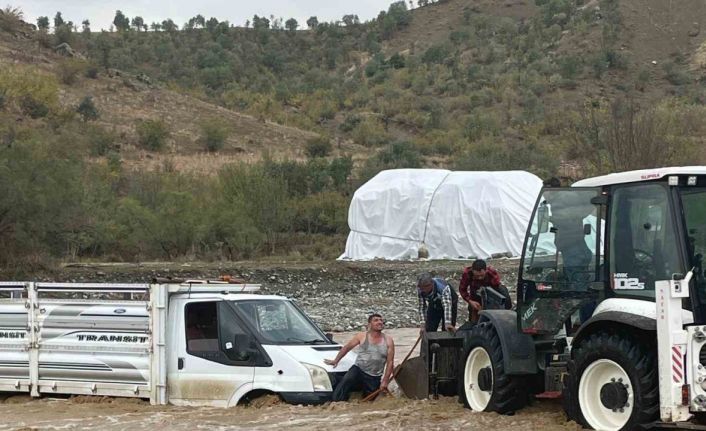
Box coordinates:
[19,1,402,31]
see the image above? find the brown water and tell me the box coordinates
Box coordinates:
[0,329,581,431]
[0,395,580,431]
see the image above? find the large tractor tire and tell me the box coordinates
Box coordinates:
[459,322,528,414]
[563,332,659,431]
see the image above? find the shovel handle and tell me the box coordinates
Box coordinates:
[394,334,423,379]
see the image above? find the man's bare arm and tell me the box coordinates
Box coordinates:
[324,333,362,367]
[381,336,395,389]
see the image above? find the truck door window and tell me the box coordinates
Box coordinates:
[609,184,682,298]
[185,302,219,353]
[184,301,255,365]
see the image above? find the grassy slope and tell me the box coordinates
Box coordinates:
[0,30,319,174]
[3,0,706,175]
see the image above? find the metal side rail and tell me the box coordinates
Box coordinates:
[0,282,31,394]
[35,282,150,294]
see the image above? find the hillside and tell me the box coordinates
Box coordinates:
[0,28,322,174]
[0,0,706,267]
[52,0,706,177]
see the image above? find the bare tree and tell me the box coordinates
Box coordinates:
[572,97,690,174]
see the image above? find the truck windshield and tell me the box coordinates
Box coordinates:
[232,300,329,345]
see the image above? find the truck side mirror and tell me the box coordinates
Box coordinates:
[325,332,335,344]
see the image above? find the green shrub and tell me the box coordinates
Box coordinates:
[455,138,558,178]
[19,95,49,118]
[86,125,115,156]
[0,6,23,35]
[664,62,691,86]
[57,59,87,85]
[558,55,581,79]
[136,119,169,151]
[290,191,349,234]
[85,64,99,79]
[339,114,361,133]
[305,136,332,158]
[199,118,230,152]
[422,44,451,65]
[352,117,389,147]
[388,52,406,69]
[76,96,99,122]
[0,65,59,113]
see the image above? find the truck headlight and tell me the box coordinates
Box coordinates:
[301,363,332,392]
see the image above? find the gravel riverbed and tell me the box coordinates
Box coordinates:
[25,259,520,332]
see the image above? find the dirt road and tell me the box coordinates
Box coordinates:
[0,328,579,431]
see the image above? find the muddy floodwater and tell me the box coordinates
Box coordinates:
[0,329,581,431]
[0,395,580,431]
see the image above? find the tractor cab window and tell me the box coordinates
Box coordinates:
[609,184,682,299]
[519,188,602,334]
[680,187,706,321]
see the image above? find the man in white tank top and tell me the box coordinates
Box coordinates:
[324,314,395,402]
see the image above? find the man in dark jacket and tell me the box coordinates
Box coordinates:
[417,273,458,333]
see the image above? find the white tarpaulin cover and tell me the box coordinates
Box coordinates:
[339,169,543,260]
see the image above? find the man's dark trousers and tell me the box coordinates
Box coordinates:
[331,365,381,401]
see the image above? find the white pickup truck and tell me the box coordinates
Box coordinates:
[0,280,355,406]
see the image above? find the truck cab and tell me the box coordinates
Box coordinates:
[167,292,353,406]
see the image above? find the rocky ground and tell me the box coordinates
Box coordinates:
[17,258,520,331]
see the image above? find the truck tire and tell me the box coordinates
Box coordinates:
[459,322,528,414]
[563,332,658,431]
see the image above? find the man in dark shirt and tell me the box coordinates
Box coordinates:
[459,259,503,322]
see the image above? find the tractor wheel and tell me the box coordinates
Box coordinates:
[459,322,528,414]
[563,332,659,431]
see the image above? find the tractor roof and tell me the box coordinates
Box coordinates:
[573,166,706,187]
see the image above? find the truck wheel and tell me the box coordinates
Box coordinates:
[459,322,527,414]
[563,332,658,431]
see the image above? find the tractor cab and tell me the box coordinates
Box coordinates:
[518,169,706,336]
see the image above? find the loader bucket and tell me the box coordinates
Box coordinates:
[394,356,429,399]
[394,332,466,399]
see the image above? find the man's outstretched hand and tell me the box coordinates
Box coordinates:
[324,358,338,367]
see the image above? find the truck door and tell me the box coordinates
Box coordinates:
[518,187,604,335]
[170,300,255,406]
